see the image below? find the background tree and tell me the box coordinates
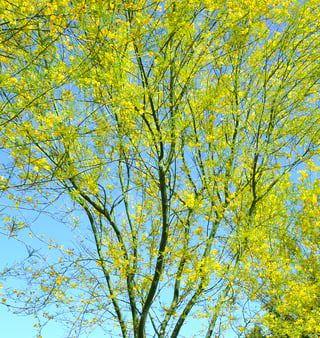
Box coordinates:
[239,161,320,337]
[0,0,320,337]
[245,325,266,338]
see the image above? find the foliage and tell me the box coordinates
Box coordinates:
[0,0,320,337]
[245,325,266,338]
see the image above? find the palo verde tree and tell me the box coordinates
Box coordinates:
[1,0,320,337]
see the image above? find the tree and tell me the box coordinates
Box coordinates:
[0,0,320,337]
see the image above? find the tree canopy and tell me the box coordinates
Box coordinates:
[1,0,320,337]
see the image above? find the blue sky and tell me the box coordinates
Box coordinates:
[0,214,118,338]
